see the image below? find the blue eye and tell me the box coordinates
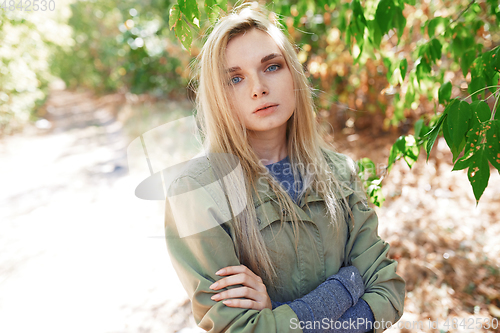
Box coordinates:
[266,64,280,72]
[231,77,242,84]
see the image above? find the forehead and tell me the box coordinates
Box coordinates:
[225,29,282,66]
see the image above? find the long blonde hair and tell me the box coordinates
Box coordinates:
[192,3,355,289]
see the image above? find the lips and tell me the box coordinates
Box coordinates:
[254,103,279,113]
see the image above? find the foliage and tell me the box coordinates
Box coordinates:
[0,0,196,135]
[357,157,385,207]
[2,0,498,204]
[51,0,189,97]
[170,0,500,205]
[0,5,72,134]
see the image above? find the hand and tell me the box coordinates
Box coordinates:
[209,264,272,311]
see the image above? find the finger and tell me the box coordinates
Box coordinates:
[210,272,262,291]
[222,298,260,310]
[211,286,262,302]
[216,265,261,282]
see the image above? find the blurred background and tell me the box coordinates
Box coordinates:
[1,0,500,332]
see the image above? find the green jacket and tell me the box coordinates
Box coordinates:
[164,149,405,333]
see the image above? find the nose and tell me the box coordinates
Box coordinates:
[251,75,268,99]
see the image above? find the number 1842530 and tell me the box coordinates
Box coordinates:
[1,0,55,11]
[441,317,499,330]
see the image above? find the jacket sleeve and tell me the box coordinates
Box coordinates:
[164,175,302,333]
[342,168,406,333]
[285,266,373,333]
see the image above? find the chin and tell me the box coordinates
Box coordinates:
[247,119,289,133]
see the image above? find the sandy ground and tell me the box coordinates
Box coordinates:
[0,82,202,333]
[1,81,499,333]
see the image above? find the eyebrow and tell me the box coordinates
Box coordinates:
[226,53,283,73]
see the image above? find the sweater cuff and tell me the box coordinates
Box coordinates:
[287,279,356,333]
[331,298,375,333]
[271,299,292,309]
[331,266,365,306]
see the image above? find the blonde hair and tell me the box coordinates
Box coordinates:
[192,2,354,289]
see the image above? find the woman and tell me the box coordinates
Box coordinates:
[164,3,405,332]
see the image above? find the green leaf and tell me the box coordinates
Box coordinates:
[414,118,424,139]
[393,5,406,42]
[351,0,368,25]
[383,57,393,81]
[358,156,385,207]
[429,38,442,62]
[454,120,493,202]
[467,145,490,203]
[177,0,186,12]
[358,157,377,180]
[417,42,427,58]
[416,120,431,146]
[174,18,193,52]
[448,100,471,148]
[438,81,452,105]
[494,46,500,72]
[217,0,227,12]
[375,0,393,36]
[454,136,467,163]
[442,116,453,150]
[427,16,447,37]
[400,58,408,81]
[425,112,447,161]
[349,0,368,47]
[464,122,482,156]
[367,181,385,207]
[471,56,485,80]
[453,148,475,171]
[404,81,415,109]
[372,0,405,47]
[387,135,420,172]
[468,76,486,101]
[388,136,403,172]
[443,116,466,162]
[486,72,500,95]
[486,120,500,171]
[204,0,215,14]
[461,49,476,77]
[403,135,420,168]
[423,102,453,160]
[184,0,200,27]
[470,100,492,127]
[169,4,181,30]
[204,0,219,24]
[482,46,500,74]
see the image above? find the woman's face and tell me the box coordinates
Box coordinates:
[224,28,296,136]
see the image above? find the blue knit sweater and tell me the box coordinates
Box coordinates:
[265,156,375,333]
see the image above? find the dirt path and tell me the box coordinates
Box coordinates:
[0,81,202,333]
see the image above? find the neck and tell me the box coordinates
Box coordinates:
[247,124,288,165]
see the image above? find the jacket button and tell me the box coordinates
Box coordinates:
[257,218,261,225]
[281,208,286,215]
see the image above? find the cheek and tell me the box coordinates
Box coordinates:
[279,70,294,92]
[228,96,245,122]
[283,73,296,106]
[228,90,241,108]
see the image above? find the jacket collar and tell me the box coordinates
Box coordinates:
[250,150,354,209]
